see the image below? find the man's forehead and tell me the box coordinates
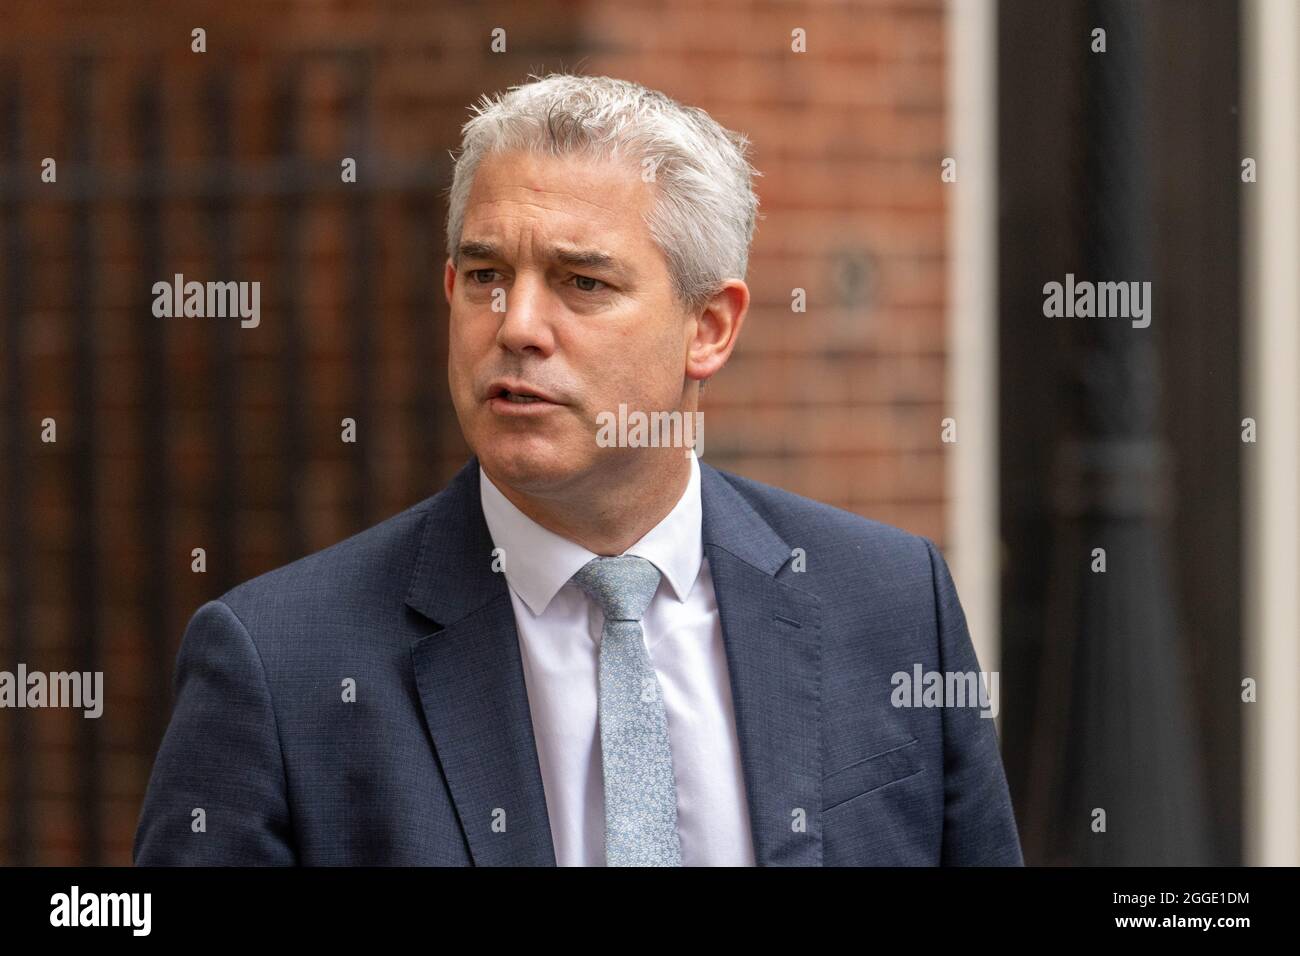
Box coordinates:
[468,149,649,217]
[459,151,659,271]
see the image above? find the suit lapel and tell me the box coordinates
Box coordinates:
[701,463,824,866]
[405,457,556,866]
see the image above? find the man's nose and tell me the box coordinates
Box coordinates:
[495,273,556,356]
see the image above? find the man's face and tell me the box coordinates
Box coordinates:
[446,148,693,495]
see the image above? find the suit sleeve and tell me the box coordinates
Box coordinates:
[923,538,1024,866]
[134,599,297,865]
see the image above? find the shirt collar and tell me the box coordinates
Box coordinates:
[478,451,703,617]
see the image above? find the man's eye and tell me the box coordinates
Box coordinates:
[469,269,500,283]
[571,274,608,292]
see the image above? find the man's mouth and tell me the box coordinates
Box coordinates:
[486,380,563,408]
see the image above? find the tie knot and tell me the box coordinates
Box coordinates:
[570,555,662,622]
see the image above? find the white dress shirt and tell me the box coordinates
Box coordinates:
[479,451,756,866]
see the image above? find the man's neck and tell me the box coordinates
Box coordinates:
[485,453,692,556]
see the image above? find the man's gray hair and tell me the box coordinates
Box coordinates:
[445,73,761,313]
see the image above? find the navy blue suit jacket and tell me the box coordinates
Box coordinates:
[134,456,1023,866]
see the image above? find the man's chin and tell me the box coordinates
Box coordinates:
[476,439,590,495]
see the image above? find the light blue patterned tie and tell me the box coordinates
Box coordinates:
[571,555,682,866]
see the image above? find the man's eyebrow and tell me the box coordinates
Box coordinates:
[552,247,623,272]
[457,240,632,276]
[457,240,502,262]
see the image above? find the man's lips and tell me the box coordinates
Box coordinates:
[484,379,564,405]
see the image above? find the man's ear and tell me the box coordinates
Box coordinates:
[443,257,457,306]
[685,280,749,384]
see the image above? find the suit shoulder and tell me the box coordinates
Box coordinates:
[215,495,435,620]
[709,465,935,567]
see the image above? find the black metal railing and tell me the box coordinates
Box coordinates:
[0,50,448,864]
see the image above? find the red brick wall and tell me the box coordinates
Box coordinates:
[0,0,947,864]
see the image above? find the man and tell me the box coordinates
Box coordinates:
[134,73,1022,867]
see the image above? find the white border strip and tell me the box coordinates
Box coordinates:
[1242,0,1300,867]
[945,0,1000,686]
